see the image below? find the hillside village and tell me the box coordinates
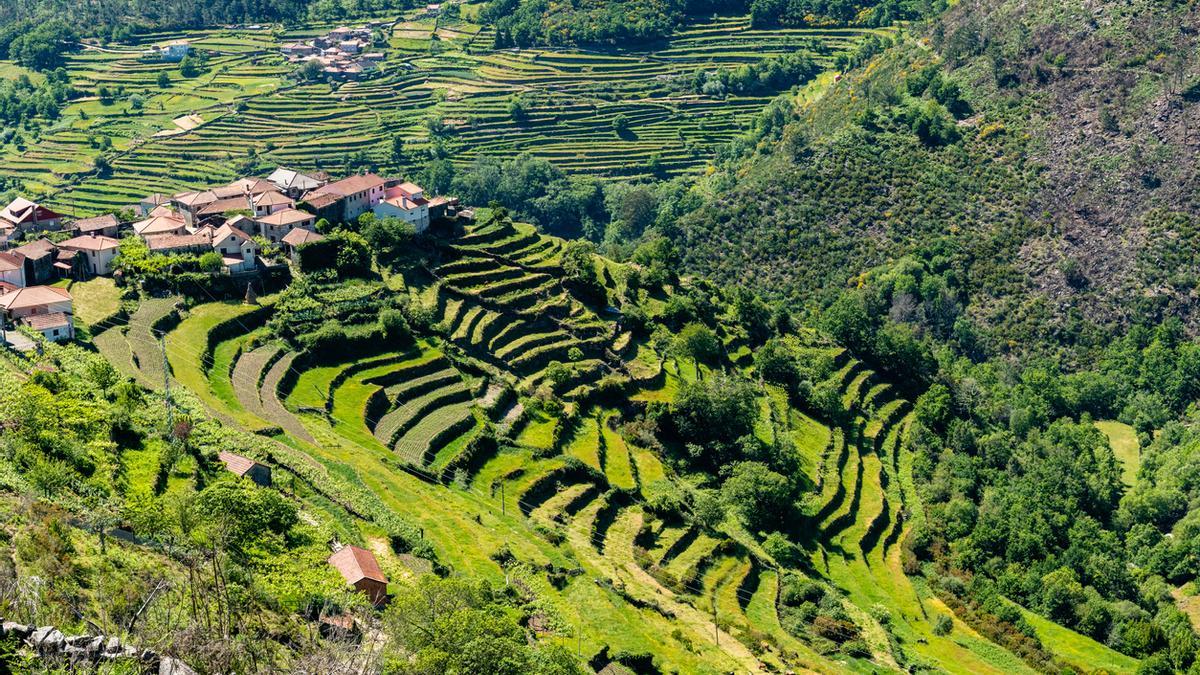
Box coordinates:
[280,25,387,80]
[0,170,459,348]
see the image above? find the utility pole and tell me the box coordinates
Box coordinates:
[160,336,173,433]
[712,590,718,647]
[500,480,506,516]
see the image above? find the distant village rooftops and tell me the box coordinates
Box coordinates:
[283,25,380,80]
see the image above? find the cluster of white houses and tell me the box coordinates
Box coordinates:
[0,168,459,345]
[280,25,385,80]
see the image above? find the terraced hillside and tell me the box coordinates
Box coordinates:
[434,218,617,398]
[0,13,889,213]
[80,219,1139,673]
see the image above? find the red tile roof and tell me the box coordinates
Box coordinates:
[383,195,428,210]
[213,223,253,243]
[226,178,277,196]
[258,209,315,227]
[328,545,387,585]
[314,173,385,197]
[282,228,324,246]
[73,213,119,233]
[302,193,341,210]
[253,190,293,207]
[60,235,121,251]
[21,311,71,331]
[134,214,187,236]
[217,451,263,477]
[12,239,56,260]
[210,185,247,200]
[146,233,210,251]
[0,285,71,311]
[0,198,62,226]
[197,196,253,216]
[173,190,218,207]
[0,251,23,272]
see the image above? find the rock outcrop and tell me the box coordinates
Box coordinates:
[0,618,196,674]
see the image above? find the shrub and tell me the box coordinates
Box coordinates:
[932,613,953,636]
[763,531,801,566]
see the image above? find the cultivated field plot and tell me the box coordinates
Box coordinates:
[1,14,888,214]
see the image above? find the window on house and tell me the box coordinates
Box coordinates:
[52,329,59,337]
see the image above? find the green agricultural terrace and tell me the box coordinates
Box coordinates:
[65,213,1138,674]
[0,9,888,215]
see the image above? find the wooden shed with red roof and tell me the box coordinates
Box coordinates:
[328,545,389,606]
[217,451,272,487]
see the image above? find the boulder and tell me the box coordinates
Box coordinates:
[64,644,89,661]
[159,656,199,675]
[30,626,64,651]
[104,636,122,654]
[1,622,30,639]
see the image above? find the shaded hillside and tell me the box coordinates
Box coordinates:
[678,0,1200,360]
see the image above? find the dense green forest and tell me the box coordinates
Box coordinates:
[481,0,924,47]
[0,0,413,43]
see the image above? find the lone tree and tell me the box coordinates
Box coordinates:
[671,322,720,368]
